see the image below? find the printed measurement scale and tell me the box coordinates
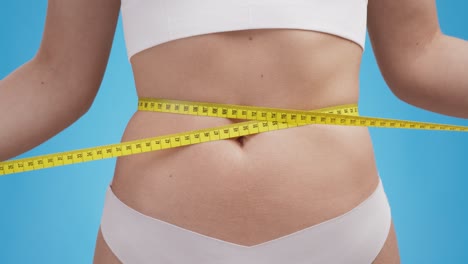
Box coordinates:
[1,98,466,176]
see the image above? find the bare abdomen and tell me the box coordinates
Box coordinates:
[110,29,380,246]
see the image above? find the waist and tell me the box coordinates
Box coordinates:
[113,103,378,214]
[108,86,381,220]
[115,96,377,184]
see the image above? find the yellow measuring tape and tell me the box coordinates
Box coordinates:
[1,98,467,176]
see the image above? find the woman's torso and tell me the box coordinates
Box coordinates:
[111,28,380,246]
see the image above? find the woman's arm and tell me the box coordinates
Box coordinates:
[368,0,468,118]
[0,0,120,161]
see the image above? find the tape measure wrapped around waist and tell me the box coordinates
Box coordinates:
[1,98,467,176]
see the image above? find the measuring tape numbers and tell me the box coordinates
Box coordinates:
[0,98,467,176]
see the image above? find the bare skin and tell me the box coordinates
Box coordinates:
[92,26,398,263]
[1,1,467,263]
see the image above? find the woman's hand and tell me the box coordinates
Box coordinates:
[368,0,468,118]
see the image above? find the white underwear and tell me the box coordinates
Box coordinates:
[100,178,391,264]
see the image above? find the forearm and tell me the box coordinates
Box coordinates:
[391,33,468,118]
[0,58,93,161]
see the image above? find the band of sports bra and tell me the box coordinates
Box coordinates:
[0,98,467,176]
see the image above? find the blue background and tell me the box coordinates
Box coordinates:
[1,1,467,263]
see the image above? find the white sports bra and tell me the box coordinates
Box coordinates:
[121,0,368,59]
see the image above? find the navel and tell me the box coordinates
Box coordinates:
[236,136,246,147]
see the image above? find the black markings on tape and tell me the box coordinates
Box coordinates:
[2,99,466,176]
